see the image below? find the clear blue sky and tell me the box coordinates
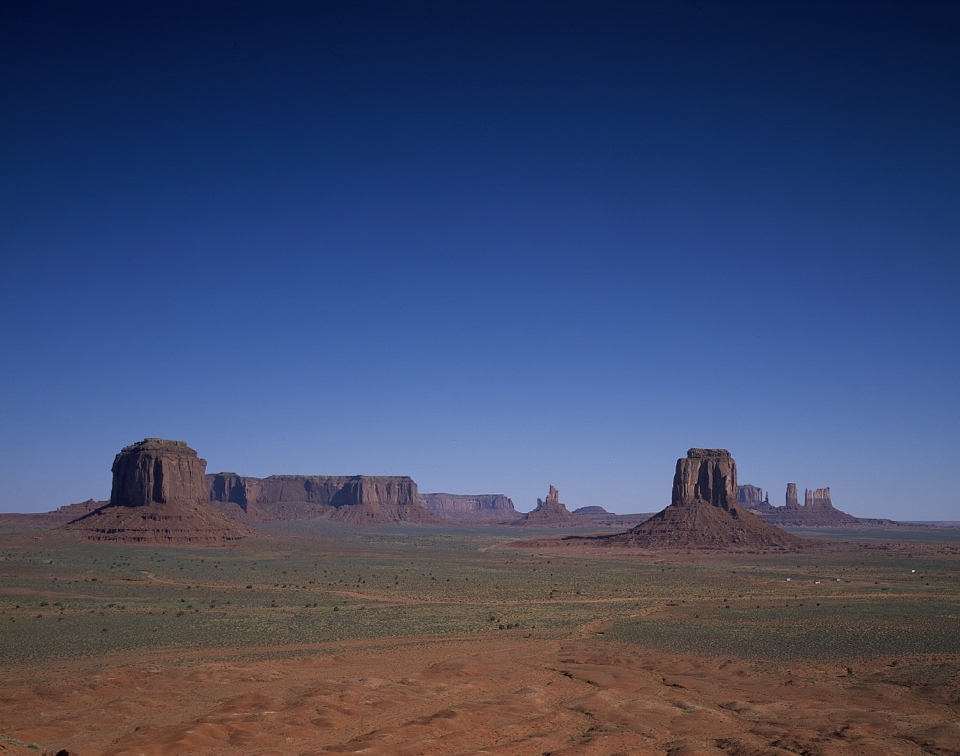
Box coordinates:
[2,1,958,519]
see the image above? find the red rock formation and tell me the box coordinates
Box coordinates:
[600,449,804,550]
[744,483,859,527]
[64,439,253,544]
[513,485,579,526]
[206,473,441,525]
[418,493,519,521]
[736,485,764,505]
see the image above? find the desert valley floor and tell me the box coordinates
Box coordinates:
[1,523,958,756]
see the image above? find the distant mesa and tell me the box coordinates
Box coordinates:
[572,506,610,515]
[418,492,519,521]
[513,485,579,526]
[600,449,804,550]
[207,472,441,525]
[64,439,253,544]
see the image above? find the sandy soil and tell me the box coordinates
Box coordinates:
[2,634,957,756]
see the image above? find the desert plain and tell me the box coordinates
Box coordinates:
[1,523,958,756]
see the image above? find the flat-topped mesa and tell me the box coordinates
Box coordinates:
[671,448,737,510]
[418,493,518,521]
[205,473,439,524]
[111,438,208,508]
[737,485,764,505]
[573,505,611,515]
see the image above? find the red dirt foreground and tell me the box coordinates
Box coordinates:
[1,636,957,756]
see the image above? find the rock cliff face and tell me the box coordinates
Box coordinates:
[737,485,764,505]
[602,449,804,550]
[206,473,440,525]
[514,485,579,526]
[418,493,519,521]
[64,439,252,544]
[785,483,800,510]
[670,448,738,509]
[110,439,208,508]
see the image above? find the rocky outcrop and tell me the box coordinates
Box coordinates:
[513,485,579,526]
[64,439,253,544]
[599,449,804,550]
[206,473,441,525]
[418,493,519,521]
[736,485,765,505]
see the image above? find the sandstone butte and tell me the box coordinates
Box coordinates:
[63,439,254,545]
[600,449,805,550]
[417,492,519,521]
[206,472,442,525]
[513,485,580,526]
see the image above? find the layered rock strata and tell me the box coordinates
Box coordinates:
[602,449,804,549]
[206,473,441,525]
[418,493,519,521]
[64,439,252,544]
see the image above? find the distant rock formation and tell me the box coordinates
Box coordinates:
[736,485,765,506]
[599,449,804,549]
[572,506,610,515]
[64,439,252,544]
[739,483,860,526]
[418,493,519,521]
[513,485,579,526]
[206,473,441,525]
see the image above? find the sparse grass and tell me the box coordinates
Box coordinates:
[0,524,957,665]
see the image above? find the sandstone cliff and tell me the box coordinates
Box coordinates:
[206,473,441,525]
[418,493,519,521]
[64,439,253,544]
[601,449,804,550]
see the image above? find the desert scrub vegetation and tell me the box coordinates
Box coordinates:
[1,527,958,665]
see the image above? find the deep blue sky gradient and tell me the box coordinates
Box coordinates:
[2,1,958,517]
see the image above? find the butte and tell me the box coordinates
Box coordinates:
[63,438,253,544]
[602,448,804,550]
